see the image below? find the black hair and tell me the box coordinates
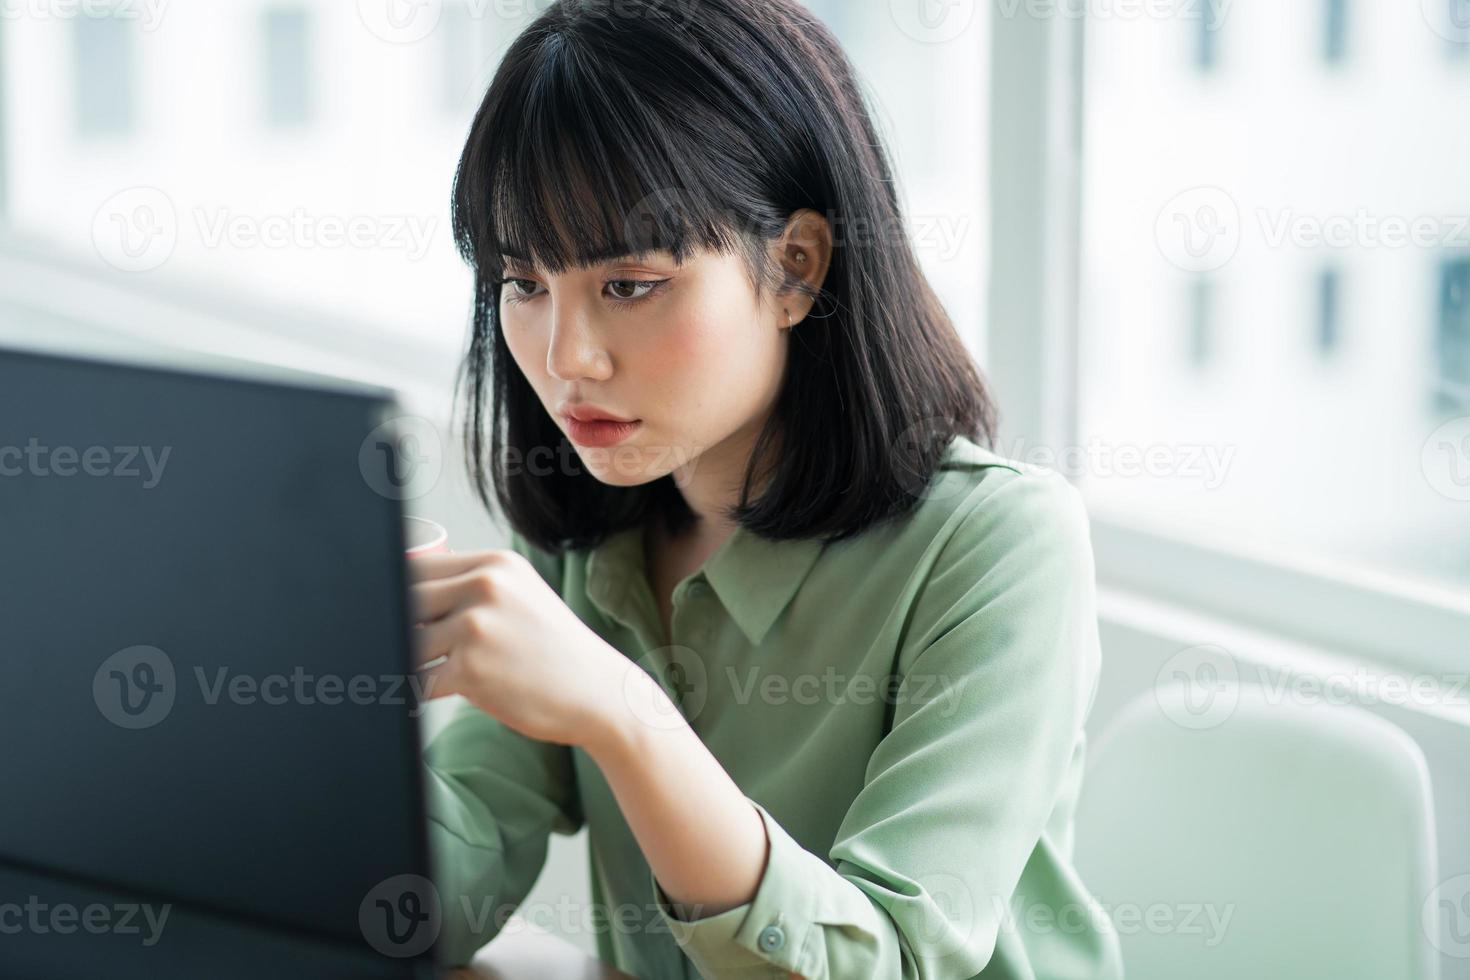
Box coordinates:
[451,0,997,553]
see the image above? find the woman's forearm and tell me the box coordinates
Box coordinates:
[584,663,770,921]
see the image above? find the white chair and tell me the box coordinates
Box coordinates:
[1074,683,1440,980]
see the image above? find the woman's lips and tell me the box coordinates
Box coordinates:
[565,417,642,447]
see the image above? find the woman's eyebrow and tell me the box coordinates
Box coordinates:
[499,248,664,272]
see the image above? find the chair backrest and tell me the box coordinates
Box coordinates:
[1074,682,1439,980]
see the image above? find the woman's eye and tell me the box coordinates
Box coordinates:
[499,276,666,306]
[607,279,661,302]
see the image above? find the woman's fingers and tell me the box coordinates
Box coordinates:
[410,612,475,700]
[415,611,467,666]
[406,548,515,582]
[406,558,516,703]
[414,648,461,700]
[410,565,503,625]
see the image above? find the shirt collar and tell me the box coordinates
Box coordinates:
[584,522,826,647]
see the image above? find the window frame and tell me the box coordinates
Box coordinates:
[985,6,1470,679]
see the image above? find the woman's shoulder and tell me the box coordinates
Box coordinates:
[884,435,1099,680]
[918,433,1090,550]
[818,432,1090,588]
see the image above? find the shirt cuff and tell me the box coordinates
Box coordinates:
[649,798,814,977]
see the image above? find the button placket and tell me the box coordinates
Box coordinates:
[757,911,787,953]
[671,577,712,646]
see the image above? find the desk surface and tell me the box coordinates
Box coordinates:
[450,924,636,980]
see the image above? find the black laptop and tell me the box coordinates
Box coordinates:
[0,345,443,978]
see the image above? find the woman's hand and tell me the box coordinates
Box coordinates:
[408,548,634,748]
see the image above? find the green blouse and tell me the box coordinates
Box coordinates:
[422,434,1123,979]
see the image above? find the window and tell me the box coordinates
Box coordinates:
[1079,2,1470,588]
[262,7,312,127]
[440,3,496,117]
[1188,277,1216,369]
[1318,266,1341,356]
[1196,0,1224,70]
[3,2,482,370]
[73,11,136,136]
[1439,257,1470,408]
[2,2,989,400]
[440,4,473,115]
[1324,0,1349,65]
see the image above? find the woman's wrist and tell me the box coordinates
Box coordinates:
[581,652,676,763]
[575,653,770,921]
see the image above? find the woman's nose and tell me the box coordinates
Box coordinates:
[545,303,612,382]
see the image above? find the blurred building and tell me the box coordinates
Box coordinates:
[1,0,985,376]
[1078,0,1470,587]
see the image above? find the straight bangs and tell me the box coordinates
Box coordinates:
[455,34,769,284]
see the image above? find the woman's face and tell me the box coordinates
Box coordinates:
[498,245,794,490]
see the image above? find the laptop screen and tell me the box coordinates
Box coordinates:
[0,347,435,975]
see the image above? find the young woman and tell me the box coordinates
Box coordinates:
[410,1,1121,977]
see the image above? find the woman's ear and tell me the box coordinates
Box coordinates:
[772,208,833,329]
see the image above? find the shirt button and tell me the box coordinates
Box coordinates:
[757,923,786,952]
[687,581,710,598]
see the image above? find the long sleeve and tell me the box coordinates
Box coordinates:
[422,528,586,967]
[649,470,1113,979]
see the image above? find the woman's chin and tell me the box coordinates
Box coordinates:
[572,442,667,487]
